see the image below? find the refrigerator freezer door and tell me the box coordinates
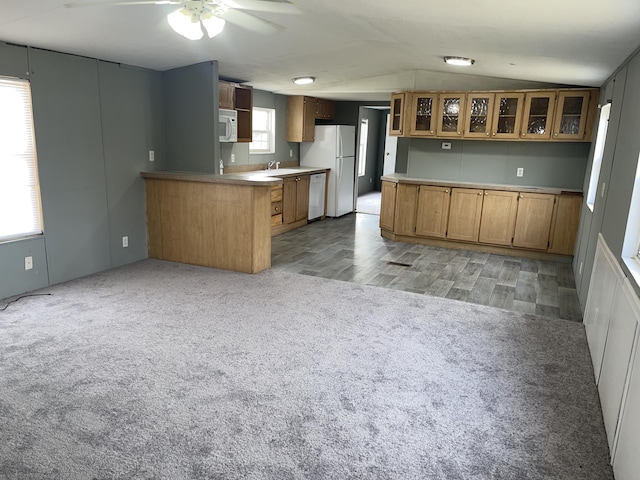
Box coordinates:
[337,125,356,158]
[300,126,338,166]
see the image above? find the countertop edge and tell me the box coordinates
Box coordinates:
[141,171,283,186]
[381,174,583,195]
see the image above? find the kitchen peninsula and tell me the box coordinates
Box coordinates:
[141,167,328,274]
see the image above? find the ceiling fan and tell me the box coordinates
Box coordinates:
[64,0,301,40]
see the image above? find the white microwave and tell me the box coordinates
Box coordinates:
[219,108,238,143]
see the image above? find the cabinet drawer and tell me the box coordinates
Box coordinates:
[271,201,282,216]
[271,213,283,227]
[271,185,283,202]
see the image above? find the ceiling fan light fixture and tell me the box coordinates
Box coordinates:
[201,12,226,38]
[167,7,204,40]
[444,56,475,66]
[293,76,315,85]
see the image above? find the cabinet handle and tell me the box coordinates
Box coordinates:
[554,132,558,137]
[445,189,449,193]
[275,207,279,212]
[492,132,496,136]
[484,191,488,196]
[486,132,490,136]
[478,192,482,195]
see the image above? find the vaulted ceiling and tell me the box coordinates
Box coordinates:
[1,0,639,100]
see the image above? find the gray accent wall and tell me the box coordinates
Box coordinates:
[0,45,165,300]
[406,139,590,190]
[163,62,218,173]
[357,107,383,194]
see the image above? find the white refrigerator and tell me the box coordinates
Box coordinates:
[300,125,356,217]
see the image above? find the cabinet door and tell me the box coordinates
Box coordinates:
[287,96,316,142]
[394,183,418,235]
[552,91,591,140]
[282,177,297,224]
[295,175,310,221]
[446,188,483,242]
[315,98,335,120]
[548,194,583,254]
[415,185,450,238]
[380,181,397,231]
[512,193,555,249]
[408,92,438,136]
[218,81,235,109]
[437,93,466,137]
[491,93,524,139]
[390,92,405,136]
[464,93,494,138]
[521,91,556,140]
[302,97,316,142]
[478,190,518,246]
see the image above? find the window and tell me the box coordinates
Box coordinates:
[0,76,43,242]
[357,118,369,177]
[249,107,275,154]
[622,152,640,285]
[586,103,611,211]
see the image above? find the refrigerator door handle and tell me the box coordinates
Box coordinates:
[338,157,342,180]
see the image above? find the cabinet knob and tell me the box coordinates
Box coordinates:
[478,192,482,195]
[445,189,449,193]
[486,132,490,136]
[484,191,488,196]
[554,133,558,137]
[430,130,434,134]
[492,132,496,136]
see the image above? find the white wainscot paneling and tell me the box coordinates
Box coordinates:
[611,278,640,480]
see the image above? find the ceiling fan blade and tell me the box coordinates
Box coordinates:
[220,0,301,15]
[218,8,284,34]
[64,0,180,8]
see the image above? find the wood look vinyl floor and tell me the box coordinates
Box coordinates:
[271,213,583,322]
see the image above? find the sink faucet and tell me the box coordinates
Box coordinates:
[267,160,276,170]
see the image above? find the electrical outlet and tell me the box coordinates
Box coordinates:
[149,150,155,162]
[122,236,129,248]
[231,153,235,163]
[516,167,524,177]
[290,149,293,158]
[369,178,373,184]
[24,256,33,270]
[441,142,452,150]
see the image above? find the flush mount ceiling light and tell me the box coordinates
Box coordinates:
[167,2,226,40]
[444,56,475,67]
[292,76,315,85]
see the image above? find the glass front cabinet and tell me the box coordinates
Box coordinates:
[407,92,438,136]
[552,90,592,140]
[389,92,406,136]
[521,91,557,140]
[464,93,495,138]
[437,93,466,137]
[491,93,525,139]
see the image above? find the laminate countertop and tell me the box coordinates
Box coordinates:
[141,167,329,187]
[381,174,582,195]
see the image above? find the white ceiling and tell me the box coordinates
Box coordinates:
[1,0,639,101]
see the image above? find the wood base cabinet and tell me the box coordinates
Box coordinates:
[416,185,450,238]
[380,179,582,257]
[446,188,483,242]
[380,181,397,231]
[283,175,310,224]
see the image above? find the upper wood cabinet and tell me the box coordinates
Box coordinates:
[552,90,594,140]
[521,91,556,140]
[315,98,335,119]
[287,96,317,142]
[287,95,335,142]
[391,88,598,142]
[407,92,438,136]
[380,181,397,231]
[218,80,253,142]
[415,185,450,238]
[390,92,406,136]
[491,93,524,139]
[464,93,494,138]
[437,93,466,137]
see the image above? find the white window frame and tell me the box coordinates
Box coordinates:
[249,107,275,154]
[358,118,369,177]
[0,76,43,242]
[586,103,611,212]
[622,151,640,287]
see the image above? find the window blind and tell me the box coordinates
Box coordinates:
[0,76,43,242]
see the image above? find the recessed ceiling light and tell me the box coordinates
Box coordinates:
[444,56,475,67]
[292,76,315,85]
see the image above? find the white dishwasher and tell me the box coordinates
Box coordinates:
[308,173,326,221]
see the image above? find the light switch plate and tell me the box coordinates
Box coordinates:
[149,150,155,162]
[25,256,33,270]
[517,167,524,177]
